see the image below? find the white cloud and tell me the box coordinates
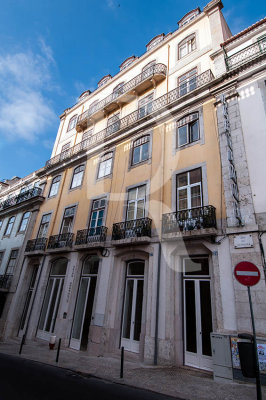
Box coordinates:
[0,39,57,143]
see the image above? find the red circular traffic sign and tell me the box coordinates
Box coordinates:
[234,262,260,286]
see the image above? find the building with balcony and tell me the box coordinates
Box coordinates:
[2,0,266,378]
[0,174,45,338]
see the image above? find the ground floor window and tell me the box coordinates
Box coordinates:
[121,260,144,353]
[38,258,67,335]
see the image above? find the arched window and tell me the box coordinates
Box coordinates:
[67,115,78,132]
[98,75,112,88]
[178,8,200,28]
[112,82,124,98]
[132,135,150,165]
[18,211,31,233]
[178,34,196,59]
[48,175,61,198]
[120,56,136,71]
[38,258,68,334]
[4,216,15,236]
[70,165,85,189]
[177,112,199,147]
[146,34,164,51]
[89,100,99,114]
[98,152,113,179]
[142,61,156,79]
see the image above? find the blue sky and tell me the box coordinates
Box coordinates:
[0,0,265,180]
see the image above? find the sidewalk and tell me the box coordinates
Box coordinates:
[0,338,264,400]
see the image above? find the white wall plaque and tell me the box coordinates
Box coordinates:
[234,234,253,248]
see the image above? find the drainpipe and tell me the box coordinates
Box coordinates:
[154,242,161,365]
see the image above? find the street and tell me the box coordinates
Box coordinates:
[0,353,181,400]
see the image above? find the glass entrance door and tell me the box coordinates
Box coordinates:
[121,261,144,353]
[37,258,67,340]
[183,257,213,371]
[70,255,99,350]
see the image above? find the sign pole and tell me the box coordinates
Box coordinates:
[247,286,262,400]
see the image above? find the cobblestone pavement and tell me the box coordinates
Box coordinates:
[0,338,265,400]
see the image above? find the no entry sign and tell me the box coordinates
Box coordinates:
[234,261,260,287]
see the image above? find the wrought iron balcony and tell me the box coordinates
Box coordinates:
[47,233,74,249]
[75,226,108,245]
[162,205,216,234]
[45,69,214,168]
[225,37,266,71]
[112,217,152,240]
[76,63,167,132]
[25,238,47,252]
[0,274,13,290]
[0,187,43,211]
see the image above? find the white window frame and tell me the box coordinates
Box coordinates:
[18,211,31,233]
[177,113,199,147]
[48,176,61,198]
[98,152,113,179]
[70,165,85,189]
[178,34,196,59]
[126,185,146,221]
[177,169,202,211]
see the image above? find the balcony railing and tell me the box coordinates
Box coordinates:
[75,226,108,245]
[25,238,47,252]
[76,63,167,131]
[46,69,214,168]
[162,205,216,234]
[0,274,13,290]
[0,187,43,211]
[47,233,74,249]
[112,217,152,240]
[225,37,266,71]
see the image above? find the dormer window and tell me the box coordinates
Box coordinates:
[178,34,196,59]
[146,34,165,51]
[119,56,136,71]
[178,8,200,28]
[67,115,78,132]
[98,75,112,88]
[79,90,91,101]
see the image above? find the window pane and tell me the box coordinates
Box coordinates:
[98,162,105,178]
[132,147,140,164]
[122,280,134,339]
[177,173,187,188]
[184,258,209,276]
[127,202,135,220]
[178,125,188,146]
[200,281,213,356]
[141,142,149,161]
[190,120,199,142]
[190,168,201,184]
[191,185,201,208]
[72,278,90,340]
[83,256,99,275]
[185,280,197,353]
[137,185,146,199]
[128,188,136,201]
[136,200,145,219]
[51,259,67,275]
[178,188,188,210]
[133,280,143,341]
[105,158,112,175]
[127,261,144,276]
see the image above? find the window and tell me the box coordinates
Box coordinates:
[178,34,196,59]
[142,61,156,79]
[178,9,200,27]
[146,34,164,51]
[120,56,136,71]
[89,198,106,234]
[98,152,113,179]
[177,113,199,147]
[0,220,2,231]
[177,168,202,211]
[126,185,146,220]
[98,75,112,88]
[0,251,3,268]
[113,82,124,99]
[89,100,99,114]
[178,68,197,96]
[70,165,85,189]
[5,249,19,276]
[82,130,93,142]
[18,211,31,233]
[37,214,51,238]
[132,136,150,165]
[138,93,154,119]
[4,216,15,236]
[60,206,76,234]
[67,115,78,132]
[48,175,61,197]
[107,114,120,135]
[60,142,71,161]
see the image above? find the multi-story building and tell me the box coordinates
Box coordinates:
[2,0,266,376]
[0,174,45,338]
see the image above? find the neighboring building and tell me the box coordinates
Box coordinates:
[2,0,266,378]
[0,174,45,338]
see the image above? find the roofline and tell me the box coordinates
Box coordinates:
[221,16,266,46]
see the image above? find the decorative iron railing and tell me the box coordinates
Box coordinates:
[225,37,266,71]
[162,205,216,234]
[25,237,47,252]
[47,233,74,249]
[75,226,108,245]
[45,69,214,168]
[0,274,13,290]
[0,187,43,211]
[112,217,152,240]
[77,63,167,126]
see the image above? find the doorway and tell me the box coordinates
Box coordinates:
[183,257,213,371]
[70,255,99,350]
